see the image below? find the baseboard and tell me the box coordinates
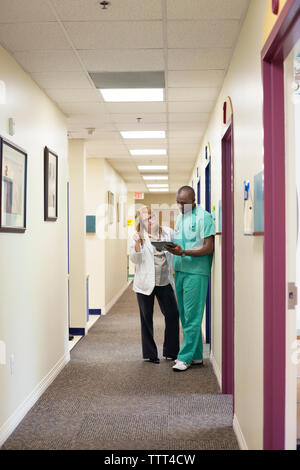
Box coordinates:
[233,414,248,450]
[102,280,132,315]
[210,351,222,390]
[0,351,70,448]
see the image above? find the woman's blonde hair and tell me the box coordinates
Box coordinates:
[135,206,162,242]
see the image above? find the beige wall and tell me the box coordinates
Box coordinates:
[0,44,68,442]
[86,158,105,309]
[68,140,87,329]
[86,158,128,312]
[189,0,266,450]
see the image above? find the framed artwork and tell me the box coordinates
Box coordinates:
[107,190,114,224]
[0,136,27,233]
[44,146,58,221]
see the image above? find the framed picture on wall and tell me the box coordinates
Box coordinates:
[44,146,58,221]
[107,190,114,224]
[0,136,27,233]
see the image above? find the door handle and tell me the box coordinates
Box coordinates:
[288,282,298,310]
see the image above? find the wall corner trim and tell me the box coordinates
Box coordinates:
[0,351,70,448]
[210,351,222,390]
[233,414,249,450]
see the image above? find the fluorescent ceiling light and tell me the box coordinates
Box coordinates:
[121,131,165,139]
[142,176,168,180]
[147,184,169,188]
[100,88,164,102]
[149,188,169,192]
[138,165,168,171]
[130,149,167,156]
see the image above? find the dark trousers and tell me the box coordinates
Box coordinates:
[136,284,180,360]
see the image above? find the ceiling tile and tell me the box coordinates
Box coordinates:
[168,122,207,131]
[67,114,113,127]
[167,0,250,20]
[63,21,163,49]
[52,0,162,21]
[78,49,164,72]
[0,23,71,52]
[168,132,202,144]
[168,87,219,101]
[168,101,215,113]
[106,102,166,114]
[169,144,199,153]
[115,123,167,131]
[169,113,210,123]
[167,20,241,48]
[57,102,107,115]
[45,88,101,103]
[168,70,225,88]
[0,0,56,22]
[126,141,167,150]
[30,71,92,89]
[168,48,232,71]
[13,50,82,73]
[126,183,147,191]
[111,114,167,124]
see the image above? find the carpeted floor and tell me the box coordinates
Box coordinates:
[2,284,239,450]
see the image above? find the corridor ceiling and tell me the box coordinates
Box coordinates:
[0,0,250,192]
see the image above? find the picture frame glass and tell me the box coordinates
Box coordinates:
[1,141,26,229]
[47,152,57,219]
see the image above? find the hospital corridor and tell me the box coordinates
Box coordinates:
[0,0,300,452]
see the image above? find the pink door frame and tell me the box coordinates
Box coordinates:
[262,0,300,450]
[221,120,235,396]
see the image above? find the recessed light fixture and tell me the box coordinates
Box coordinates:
[149,188,169,192]
[121,131,165,139]
[147,184,169,188]
[130,149,167,156]
[142,175,168,181]
[100,88,164,102]
[138,165,168,171]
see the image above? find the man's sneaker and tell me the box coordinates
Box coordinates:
[191,359,203,366]
[164,356,177,361]
[172,360,190,372]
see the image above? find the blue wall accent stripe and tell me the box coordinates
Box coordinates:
[69,328,85,336]
[89,309,101,315]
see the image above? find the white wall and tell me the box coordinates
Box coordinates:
[86,158,128,313]
[0,44,68,443]
[68,140,87,329]
[189,0,267,450]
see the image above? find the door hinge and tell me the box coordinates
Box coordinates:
[288,282,298,310]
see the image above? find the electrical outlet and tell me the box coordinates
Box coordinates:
[10,354,14,375]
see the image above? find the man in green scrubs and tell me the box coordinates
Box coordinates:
[165,186,215,372]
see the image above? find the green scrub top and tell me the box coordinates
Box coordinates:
[173,206,216,276]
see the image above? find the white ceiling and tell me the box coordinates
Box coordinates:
[0,0,250,193]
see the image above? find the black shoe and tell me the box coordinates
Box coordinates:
[145,358,160,364]
[164,356,177,361]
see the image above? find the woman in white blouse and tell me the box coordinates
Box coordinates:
[130,206,179,364]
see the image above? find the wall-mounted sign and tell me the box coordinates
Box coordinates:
[127,219,135,227]
[134,192,144,200]
[272,0,279,15]
[223,97,233,125]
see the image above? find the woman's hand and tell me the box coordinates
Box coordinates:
[164,244,183,256]
[133,232,143,252]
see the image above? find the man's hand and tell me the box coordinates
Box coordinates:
[164,243,183,256]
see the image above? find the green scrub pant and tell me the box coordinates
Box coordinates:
[175,271,209,364]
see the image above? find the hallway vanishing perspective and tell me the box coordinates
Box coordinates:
[2,286,237,451]
[1,0,300,452]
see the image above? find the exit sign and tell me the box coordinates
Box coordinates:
[134,192,144,200]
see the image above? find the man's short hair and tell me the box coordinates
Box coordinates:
[177,186,195,200]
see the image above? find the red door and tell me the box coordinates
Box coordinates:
[221,121,235,396]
